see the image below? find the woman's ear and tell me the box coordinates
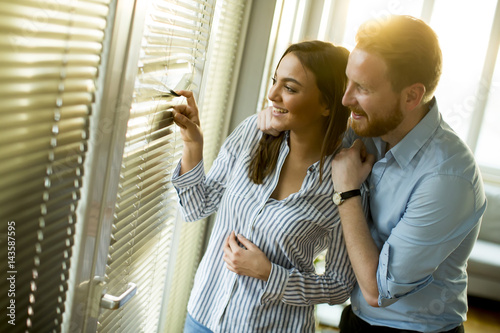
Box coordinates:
[322,107,331,117]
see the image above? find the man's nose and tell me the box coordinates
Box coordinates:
[342,83,355,106]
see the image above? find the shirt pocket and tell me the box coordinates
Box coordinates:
[278,195,340,237]
[223,153,256,199]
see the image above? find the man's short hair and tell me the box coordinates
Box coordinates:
[356,15,442,103]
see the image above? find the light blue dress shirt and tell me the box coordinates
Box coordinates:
[348,99,487,332]
[172,115,366,332]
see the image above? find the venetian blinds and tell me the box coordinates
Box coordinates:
[162,0,248,331]
[0,0,109,332]
[96,0,215,332]
[200,0,247,168]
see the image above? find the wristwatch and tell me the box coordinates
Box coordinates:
[332,189,361,205]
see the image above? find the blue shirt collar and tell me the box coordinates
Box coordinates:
[389,98,440,169]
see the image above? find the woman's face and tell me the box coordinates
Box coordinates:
[267,53,330,135]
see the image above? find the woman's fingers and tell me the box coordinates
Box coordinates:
[172,104,203,144]
[227,231,240,252]
[172,105,199,124]
[223,233,232,254]
[235,234,255,251]
[175,90,197,109]
[171,91,200,126]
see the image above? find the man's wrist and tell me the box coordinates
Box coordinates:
[333,189,361,206]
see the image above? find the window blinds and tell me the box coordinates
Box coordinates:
[0,0,110,332]
[96,1,215,332]
[162,0,248,331]
[200,0,247,168]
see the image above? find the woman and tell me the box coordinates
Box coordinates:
[171,41,367,332]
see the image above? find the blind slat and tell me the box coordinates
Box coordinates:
[0,16,105,42]
[0,118,88,146]
[0,2,107,29]
[0,79,95,97]
[0,52,101,67]
[0,36,103,54]
[0,105,90,128]
[154,0,212,18]
[0,67,98,82]
[14,0,110,18]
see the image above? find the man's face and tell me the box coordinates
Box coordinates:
[342,48,404,139]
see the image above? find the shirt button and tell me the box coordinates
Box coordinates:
[352,306,358,311]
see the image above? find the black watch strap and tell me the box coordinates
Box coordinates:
[341,189,361,200]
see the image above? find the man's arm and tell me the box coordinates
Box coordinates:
[336,197,380,306]
[375,173,482,305]
[331,139,380,306]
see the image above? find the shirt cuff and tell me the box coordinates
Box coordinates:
[259,263,289,305]
[171,159,205,188]
[377,242,434,307]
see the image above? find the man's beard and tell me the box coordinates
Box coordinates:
[350,102,403,138]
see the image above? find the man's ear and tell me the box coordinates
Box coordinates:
[403,83,426,112]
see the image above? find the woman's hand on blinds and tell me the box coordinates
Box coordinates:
[172,90,203,145]
[172,90,204,174]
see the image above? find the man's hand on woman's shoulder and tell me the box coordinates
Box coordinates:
[257,106,281,137]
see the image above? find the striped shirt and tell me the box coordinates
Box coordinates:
[172,115,365,332]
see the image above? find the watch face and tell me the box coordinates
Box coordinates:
[332,192,342,205]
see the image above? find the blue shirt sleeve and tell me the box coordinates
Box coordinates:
[377,174,483,306]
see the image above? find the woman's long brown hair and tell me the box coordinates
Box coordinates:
[249,41,350,184]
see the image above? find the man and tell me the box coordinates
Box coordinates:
[329,15,487,333]
[260,15,486,333]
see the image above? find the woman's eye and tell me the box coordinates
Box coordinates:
[285,86,296,93]
[271,77,277,85]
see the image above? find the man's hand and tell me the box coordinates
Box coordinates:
[257,106,281,137]
[223,231,272,281]
[331,139,375,191]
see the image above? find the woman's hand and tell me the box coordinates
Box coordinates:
[172,90,204,174]
[223,231,272,281]
[172,90,203,146]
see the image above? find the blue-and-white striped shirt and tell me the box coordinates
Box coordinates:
[172,115,366,332]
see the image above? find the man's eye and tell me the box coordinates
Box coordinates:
[357,85,368,92]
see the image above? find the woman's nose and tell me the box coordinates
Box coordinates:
[267,83,279,102]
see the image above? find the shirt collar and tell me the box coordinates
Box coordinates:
[390,98,441,168]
